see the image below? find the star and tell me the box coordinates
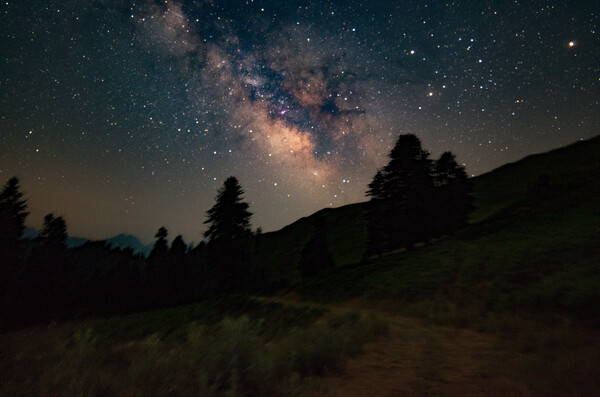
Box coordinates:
[0,0,597,243]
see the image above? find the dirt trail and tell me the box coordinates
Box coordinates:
[260,297,531,397]
[314,316,530,396]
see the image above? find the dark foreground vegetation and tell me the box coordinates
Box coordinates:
[0,296,388,396]
[1,134,599,395]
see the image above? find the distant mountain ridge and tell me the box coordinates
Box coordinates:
[22,228,152,257]
[105,233,153,257]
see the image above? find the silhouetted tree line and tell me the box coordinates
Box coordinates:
[366,134,472,252]
[0,176,263,329]
[0,135,473,328]
[0,177,76,326]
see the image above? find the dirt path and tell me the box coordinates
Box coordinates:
[260,297,531,396]
[313,315,530,397]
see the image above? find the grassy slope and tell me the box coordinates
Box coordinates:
[294,136,600,324]
[470,135,600,223]
[254,135,599,295]
[0,296,389,396]
[299,187,599,318]
[252,202,368,287]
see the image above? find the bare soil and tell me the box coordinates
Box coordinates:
[312,314,530,397]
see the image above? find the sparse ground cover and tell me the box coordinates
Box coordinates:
[2,291,599,396]
[312,306,600,397]
[0,296,388,396]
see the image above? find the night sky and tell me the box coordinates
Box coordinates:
[1,0,598,244]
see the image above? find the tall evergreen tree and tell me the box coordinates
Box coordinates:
[0,177,29,265]
[28,213,70,320]
[40,213,68,248]
[170,234,188,304]
[433,151,472,233]
[146,226,170,306]
[366,169,386,200]
[366,134,435,250]
[204,177,252,292]
[0,176,29,244]
[170,234,187,257]
[0,176,29,313]
[379,134,434,202]
[204,176,252,243]
[433,151,468,186]
[149,226,169,261]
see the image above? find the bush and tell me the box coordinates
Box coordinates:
[5,311,388,396]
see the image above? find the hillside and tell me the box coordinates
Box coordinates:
[292,136,599,322]
[252,202,369,288]
[470,135,600,223]
[253,135,600,289]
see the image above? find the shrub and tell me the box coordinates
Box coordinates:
[5,310,388,396]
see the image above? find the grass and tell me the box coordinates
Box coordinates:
[0,307,388,396]
[86,295,325,343]
[319,203,369,267]
[296,180,600,327]
[469,135,600,223]
[251,203,369,289]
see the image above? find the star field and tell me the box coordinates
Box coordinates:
[1,0,598,243]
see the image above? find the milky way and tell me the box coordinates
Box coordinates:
[1,0,598,243]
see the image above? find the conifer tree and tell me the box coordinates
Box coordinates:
[433,151,472,233]
[170,234,188,303]
[204,176,252,292]
[204,176,252,243]
[433,151,468,186]
[40,213,68,248]
[0,177,29,256]
[149,226,169,262]
[170,234,187,257]
[0,176,29,299]
[366,134,435,249]
[146,226,170,306]
[366,169,386,200]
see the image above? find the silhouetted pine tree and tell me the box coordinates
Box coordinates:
[0,177,29,325]
[204,177,252,292]
[186,241,212,299]
[433,151,472,234]
[24,213,71,322]
[170,234,189,304]
[0,177,29,275]
[366,169,387,200]
[366,134,435,251]
[149,226,169,261]
[146,226,170,306]
[40,213,68,248]
[204,177,252,243]
[170,234,187,257]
